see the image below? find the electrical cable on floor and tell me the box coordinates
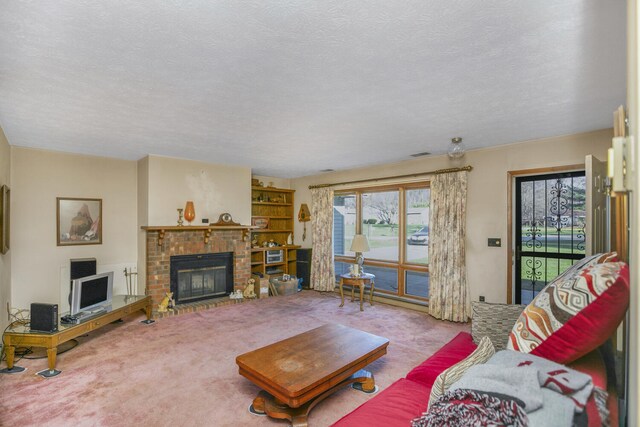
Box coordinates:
[20,339,80,359]
[2,308,83,364]
[0,324,12,362]
[1,309,30,365]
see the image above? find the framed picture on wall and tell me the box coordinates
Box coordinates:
[0,185,9,254]
[57,197,102,246]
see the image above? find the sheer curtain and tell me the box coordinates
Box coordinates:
[310,187,335,291]
[428,171,470,322]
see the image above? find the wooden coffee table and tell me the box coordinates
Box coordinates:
[236,323,389,426]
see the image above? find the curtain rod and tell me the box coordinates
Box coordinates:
[308,165,473,189]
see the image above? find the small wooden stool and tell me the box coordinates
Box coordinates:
[339,273,375,311]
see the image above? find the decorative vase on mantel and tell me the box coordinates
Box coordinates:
[184,201,195,225]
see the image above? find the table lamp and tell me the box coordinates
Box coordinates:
[350,234,370,277]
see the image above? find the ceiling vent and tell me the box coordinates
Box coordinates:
[410,152,431,157]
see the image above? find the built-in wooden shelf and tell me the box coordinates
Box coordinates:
[250,245,300,252]
[141,225,256,246]
[252,186,295,193]
[251,185,297,276]
[252,202,293,206]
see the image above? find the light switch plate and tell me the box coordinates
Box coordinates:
[488,238,501,247]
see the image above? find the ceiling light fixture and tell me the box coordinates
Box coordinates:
[447,137,466,159]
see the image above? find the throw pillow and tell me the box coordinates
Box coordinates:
[471,301,525,350]
[507,253,629,364]
[427,336,495,408]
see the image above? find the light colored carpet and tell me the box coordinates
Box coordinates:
[0,291,468,427]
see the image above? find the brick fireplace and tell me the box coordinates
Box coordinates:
[143,227,251,311]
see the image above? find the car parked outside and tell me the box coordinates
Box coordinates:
[408,226,429,245]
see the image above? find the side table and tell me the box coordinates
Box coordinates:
[339,273,375,311]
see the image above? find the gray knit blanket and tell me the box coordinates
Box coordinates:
[449,350,608,427]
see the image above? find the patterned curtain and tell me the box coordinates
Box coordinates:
[428,171,470,322]
[310,188,336,291]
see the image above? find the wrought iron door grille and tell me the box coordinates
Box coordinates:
[515,171,586,304]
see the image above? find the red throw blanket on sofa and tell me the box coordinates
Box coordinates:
[412,388,528,427]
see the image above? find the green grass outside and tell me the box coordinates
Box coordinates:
[343,223,424,235]
[520,256,574,285]
[519,226,585,255]
[520,226,585,235]
[342,224,426,246]
[519,225,583,283]
[520,240,585,254]
[342,223,580,284]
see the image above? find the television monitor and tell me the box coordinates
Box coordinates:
[70,271,113,316]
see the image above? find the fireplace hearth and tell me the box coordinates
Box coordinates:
[170,252,234,304]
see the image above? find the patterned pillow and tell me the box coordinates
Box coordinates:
[427,336,495,408]
[471,302,525,350]
[507,253,629,364]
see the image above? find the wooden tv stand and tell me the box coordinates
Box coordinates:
[2,295,152,377]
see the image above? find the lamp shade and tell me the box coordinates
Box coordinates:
[350,234,370,253]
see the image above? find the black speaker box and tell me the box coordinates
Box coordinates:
[297,248,312,262]
[69,258,97,304]
[296,249,312,289]
[30,303,58,333]
[71,258,97,280]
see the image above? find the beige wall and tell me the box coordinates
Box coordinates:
[136,156,149,294]
[291,129,612,304]
[0,127,10,331]
[7,151,252,309]
[146,155,252,226]
[137,155,251,295]
[10,148,138,309]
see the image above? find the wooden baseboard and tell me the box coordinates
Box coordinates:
[332,287,429,313]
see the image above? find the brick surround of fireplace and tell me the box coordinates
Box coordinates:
[144,228,251,310]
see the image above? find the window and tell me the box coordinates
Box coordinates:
[333,194,356,257]
[405,270,429,298]
[406,188,429,264]
[362,190,399,261]
[333,183,430,301]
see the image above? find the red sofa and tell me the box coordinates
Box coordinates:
[331,332,617,427]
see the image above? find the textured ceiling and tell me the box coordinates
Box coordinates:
[0,1,626,178]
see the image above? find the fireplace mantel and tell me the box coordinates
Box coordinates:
[142,225,254,245]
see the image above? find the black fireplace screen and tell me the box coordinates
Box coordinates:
[170,252,234,304]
